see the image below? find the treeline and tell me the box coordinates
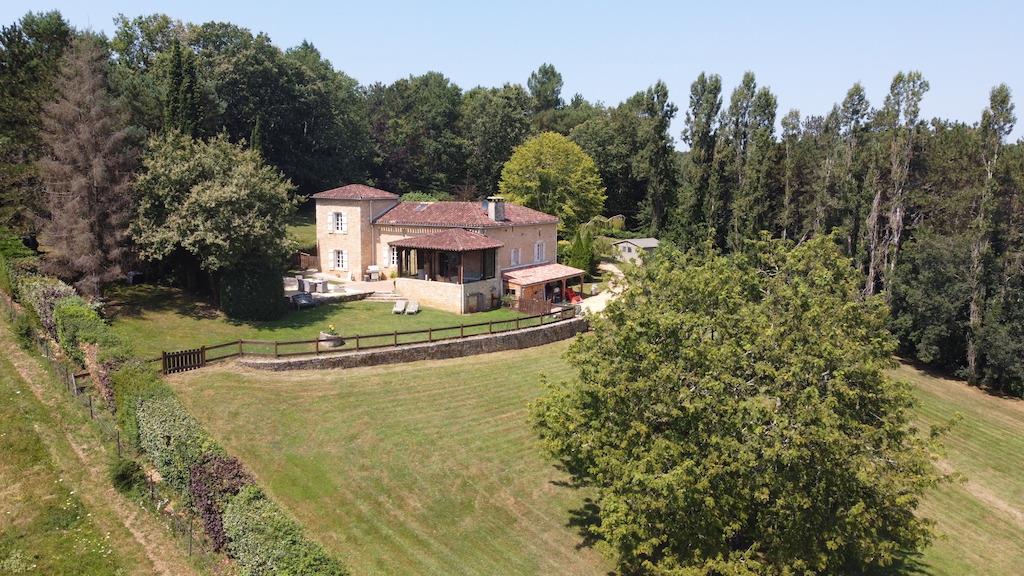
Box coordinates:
[0,10,1021,393]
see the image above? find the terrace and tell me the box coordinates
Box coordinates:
[390,229,503,313]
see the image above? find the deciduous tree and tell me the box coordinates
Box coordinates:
[499,132,605,235]
[534,236,944,575]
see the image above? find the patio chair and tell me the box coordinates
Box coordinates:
[405,300,420,315]
[392,300,407,314]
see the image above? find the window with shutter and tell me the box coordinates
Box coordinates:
[334,249,347,270]
[510,247,520,267]
[534,241,545,263]
[333,212,347,233]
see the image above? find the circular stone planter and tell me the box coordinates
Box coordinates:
[318,332,344,349]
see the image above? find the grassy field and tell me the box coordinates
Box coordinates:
[892,363,1024,575]
[287,209,317,252]
[107,284,524,358]
[170,340,611,576]
[168,341,1024,575]
[0,353,129,575]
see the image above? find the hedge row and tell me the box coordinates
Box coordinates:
[18,275,76,336]
[1,238,346,575]
[224,485,348,576]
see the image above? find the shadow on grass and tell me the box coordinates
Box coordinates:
[894,356,1024,403]
[566,497,602,550]
[105,283,353,333]
[104,284,220,320]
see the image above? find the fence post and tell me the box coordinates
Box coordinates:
[200,345,207,367]
[161,351,167,375]
[315,337,320,356]
[71,373,77,396]
[428,327,432,342]
[355,334,360,350]
[188,513,193,555]
[460,323,464,338]
[394,330,398,346]
[116,429,121,457]
[238,339,243,357]
[488,320,493,334]
[88,394,94,419]
[516,317,520,330]
[274,341,279,358]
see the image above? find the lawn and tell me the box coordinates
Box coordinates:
[0,353,129,575]
[170,340,611,576]
[106,284,524,359]
[287,208,317,252]
[169,341,1024,576]
[892,363,1024,575]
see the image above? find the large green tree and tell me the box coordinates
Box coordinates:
[132,132,295,315]
[499,132,606,235]
[366,71,466,194]
[459,83,532,195]
[0,10,72,231]
[534,236,943,574]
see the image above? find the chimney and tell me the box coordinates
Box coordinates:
[486,196,505,222]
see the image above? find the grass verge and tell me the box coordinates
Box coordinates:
[0,351,129,574]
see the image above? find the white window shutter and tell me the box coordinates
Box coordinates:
[328,212,336,232]
[341,249,348,270]
[328,250,336,270]
[340,212,348,233]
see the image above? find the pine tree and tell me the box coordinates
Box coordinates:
[37,34,137,297]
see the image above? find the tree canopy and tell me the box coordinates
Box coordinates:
[534,236,944,574]
[499,132,606,235]
[132,132,295,275]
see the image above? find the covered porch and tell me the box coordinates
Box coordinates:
[502,262,586,313]
[389,229,503,313]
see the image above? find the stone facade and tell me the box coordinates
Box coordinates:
[238,316,589,371]
[316,197,398,280]
[314,192,561,313]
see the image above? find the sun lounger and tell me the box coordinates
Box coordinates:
[392,300,407,314]
[405,300,419,315]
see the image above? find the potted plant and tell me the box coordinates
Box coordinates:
[319,324,343,349]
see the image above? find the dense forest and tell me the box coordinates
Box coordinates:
[0,11,1020,394]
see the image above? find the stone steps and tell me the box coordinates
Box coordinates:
[363,292,404,302]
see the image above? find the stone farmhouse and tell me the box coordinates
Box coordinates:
[312,184,585,314]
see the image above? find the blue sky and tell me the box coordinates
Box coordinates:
[5,1,1022,143]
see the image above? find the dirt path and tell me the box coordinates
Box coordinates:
[0,327,202,576]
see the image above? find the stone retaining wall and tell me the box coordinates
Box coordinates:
[238,317,588,371]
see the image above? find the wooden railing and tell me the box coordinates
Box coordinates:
[153,306,576,374]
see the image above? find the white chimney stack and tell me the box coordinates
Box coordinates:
[487,196,505,222]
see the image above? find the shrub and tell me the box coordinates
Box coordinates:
[223,485,347,576]
[12,312,36,350]
[189,453,253,551]
[0,254,34,297]
[219,263,287,321]
[136,396,217,490]
[18,275,75,336]
[108,456,145,493]
[111,360,171,449]
[0,227,33,259]
[53,296,105,363]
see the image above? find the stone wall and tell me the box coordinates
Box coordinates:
[238,316,588,371]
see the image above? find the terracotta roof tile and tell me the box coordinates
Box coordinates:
[312,184,400,200]
[375,201,558,228]
[389,229,504,252]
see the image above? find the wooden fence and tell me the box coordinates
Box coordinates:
[153,306,577,374]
